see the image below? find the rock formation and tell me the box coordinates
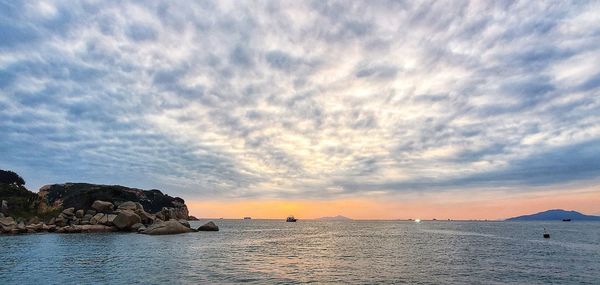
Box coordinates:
[0,169,217,235]
[140,219,195,235]
[198,221,219,231]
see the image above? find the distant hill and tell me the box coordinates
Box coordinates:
[506,209,600,221]
[318,215,352,221]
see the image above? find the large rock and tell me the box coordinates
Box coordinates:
[131,223,144,231]
[197,221,219,231]
[0,216,16,232]
[91,200,114,213]
[62,207,75,217]
[141,220,193,235]
[117,201,143,211]
[26,216,40,225]
[26,223,43,232]
[75,209,84,218]
[54,216,67,227]
[90,213,104,224]
[178,219,190,228]
[105,214,117,225]
[136,210,155,225]
[0,216,16,227]
[112,210,141,230]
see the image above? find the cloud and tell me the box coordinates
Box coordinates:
[0,0,599,201]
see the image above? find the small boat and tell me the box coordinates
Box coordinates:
[286,216,297,222]
[243,217,251,220]
[543,228,550,239]
[562,219,571,222]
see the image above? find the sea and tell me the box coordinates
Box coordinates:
[1,220,599,284]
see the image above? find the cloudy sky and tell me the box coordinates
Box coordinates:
[1,1,599,218]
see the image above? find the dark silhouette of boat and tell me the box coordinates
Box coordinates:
[562,219,571,222]
[286,216,297,222]
[243,217,251,220]
[543,228,550,239]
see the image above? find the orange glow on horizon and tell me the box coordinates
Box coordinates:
[187,187,600,220]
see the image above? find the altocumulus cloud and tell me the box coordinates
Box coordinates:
[1,1,599,199]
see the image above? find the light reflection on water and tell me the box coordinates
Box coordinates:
[1,220,599,284]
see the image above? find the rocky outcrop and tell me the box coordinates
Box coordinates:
[141,219,194,235]
[198,221,219,231]
[37,183,189,219]
[0,169,209,235]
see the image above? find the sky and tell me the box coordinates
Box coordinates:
[1,1,600,219]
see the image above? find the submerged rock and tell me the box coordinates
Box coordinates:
[141,220,193,235]
[198,221,219,231]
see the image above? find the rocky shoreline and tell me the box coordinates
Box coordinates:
[0,199,218,235]
[0,169,218,235]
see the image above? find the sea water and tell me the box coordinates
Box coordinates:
[1,220,599,284]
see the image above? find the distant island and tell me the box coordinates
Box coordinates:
[318,215,352,221]
[506,209,600,221]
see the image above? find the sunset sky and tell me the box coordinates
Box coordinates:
[1,1,599,219]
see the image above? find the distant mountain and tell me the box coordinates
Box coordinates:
[318,215,352,221]
[506,209,600,221]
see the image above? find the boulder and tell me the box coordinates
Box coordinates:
[197,221,219,231]
[188,215,199,221]
[54,217,67,227]
[0,216,16,227]
[90,213,104,225]
[75,209,84,218]
[62,207,75,217]
[26,216,40,225]
[83,214,93,222]
[112,211,141,230]
[86,209,97,216]
[105,214,117,225]
[0,216,16,232]
[178,219,190,228]
[16,221,26,233]
[0,213,3,218]
[48,217,55,225]
[43,224,56,232]
[131,223,144,231]
[136,210,155,225]
[141,219,193,235]
[91,200,114,213]
[26,223,43,232]
[117,201,143,211]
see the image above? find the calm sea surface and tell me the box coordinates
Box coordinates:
[1,220,599,284]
